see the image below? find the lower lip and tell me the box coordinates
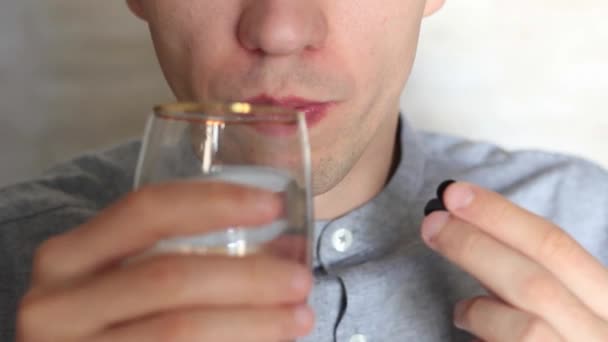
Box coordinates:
[298,103,330,127]
[251,103,332,136]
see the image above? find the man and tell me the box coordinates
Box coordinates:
[3,0,608,341]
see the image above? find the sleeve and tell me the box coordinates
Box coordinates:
[0,227,19,342]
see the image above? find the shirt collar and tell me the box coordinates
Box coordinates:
[314,114,428,271]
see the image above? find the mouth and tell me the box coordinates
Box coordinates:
[244,95,333,129]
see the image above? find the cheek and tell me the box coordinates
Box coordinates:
[146,2,241,100]
[381,4,425,88]
[331,1,423,104]
[188,12,245,98]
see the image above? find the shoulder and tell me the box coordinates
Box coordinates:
[0,140,140,224]
[419,130,608,195]
[0,140,140,339]
[0,139,140,278]
[419,130,608,262]
[0,138,141,247]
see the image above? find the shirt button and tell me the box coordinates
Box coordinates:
[331,228,353,252]
[350,334,367,342]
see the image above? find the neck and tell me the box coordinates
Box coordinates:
[313,113,401,220]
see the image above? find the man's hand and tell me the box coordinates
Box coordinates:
[421,182,608,342]
[16,181,314,342]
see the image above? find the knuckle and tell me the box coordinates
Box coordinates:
[274,310,297,339]
[537,228,579,263]
[458,298,481,328]
[243,257,286,302]
[17,292,46,338]
[520,318,553,342]
[485,200,513,228]
[200,181,256,214]
[454,231,486,262]
[244,256,269,287]
[16,296,36,332]
[123,186,159,213]
[31,237,61,282]
[251,309,293,341]
[221,183,256,206]
[518,272,561,309]
[157,313,195,342]
[142,257,187,294]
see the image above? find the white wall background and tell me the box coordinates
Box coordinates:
[1,1,607,187]
[403,0,608,165]
[0,1,171,187]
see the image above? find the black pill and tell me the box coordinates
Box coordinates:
[424,198,446,216]
[436,179,456,207]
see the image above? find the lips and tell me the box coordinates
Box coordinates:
[245,95,332,128]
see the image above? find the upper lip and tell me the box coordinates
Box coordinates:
[245,94,331,109]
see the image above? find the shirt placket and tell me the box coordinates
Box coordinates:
[318,217,372,342]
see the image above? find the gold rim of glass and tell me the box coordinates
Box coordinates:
[154,102,302,123]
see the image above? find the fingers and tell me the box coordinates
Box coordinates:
[454,296,563,342]
[31,181,282,287]
[421,212,608,341]
[19,254,312,339]
[442,182,608,319]
[264,235,308,261]
[90,305,315,342]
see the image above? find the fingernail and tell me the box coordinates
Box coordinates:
[424,198,446,216]
[293,305,313,328]
[421,211,450,246]
[449,184,475,210]
[436,179,456,205]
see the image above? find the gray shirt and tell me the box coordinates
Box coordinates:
[2,116,608,341]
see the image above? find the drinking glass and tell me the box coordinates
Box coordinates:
[133,102,313,267]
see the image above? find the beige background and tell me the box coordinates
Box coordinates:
[0,1,171,187]
[1,1,607,186]
[402,0,608,167]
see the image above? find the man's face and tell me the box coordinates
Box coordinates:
[128,0,442,194]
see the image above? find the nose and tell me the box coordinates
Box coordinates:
[238,0,328,56]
